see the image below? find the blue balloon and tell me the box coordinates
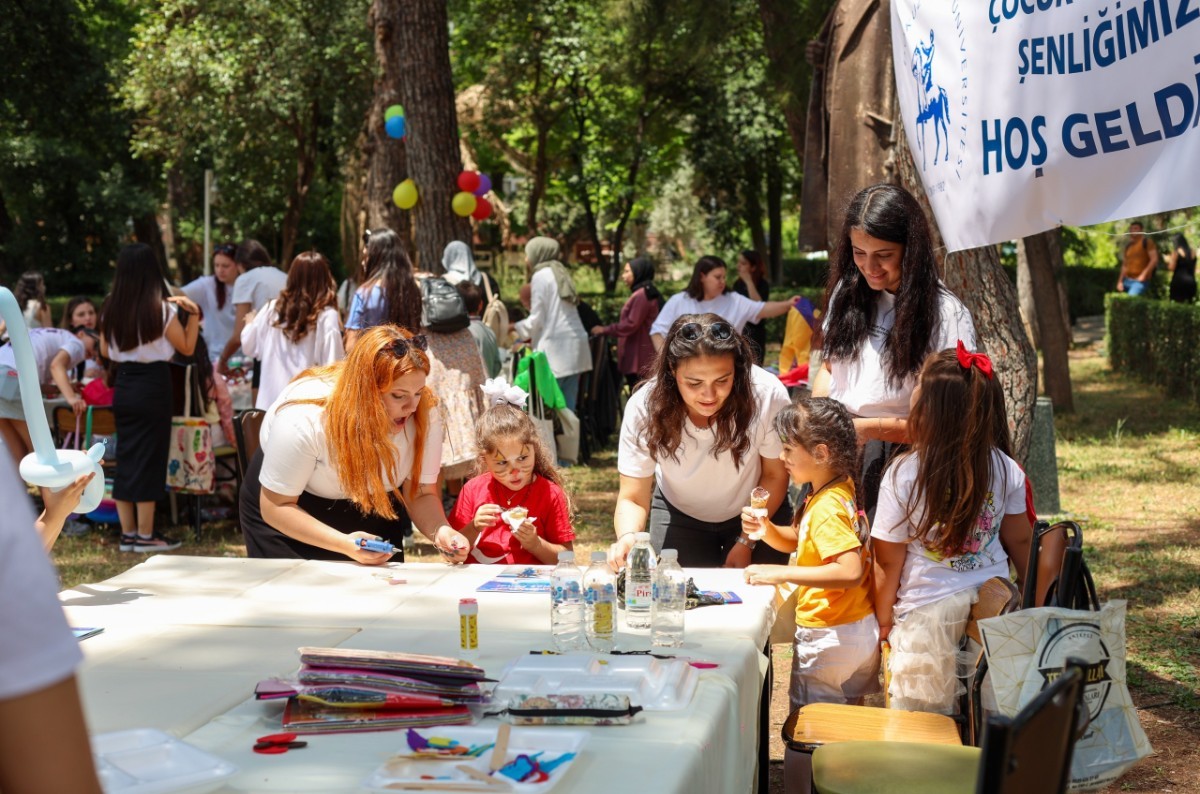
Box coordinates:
[385,115,406,139]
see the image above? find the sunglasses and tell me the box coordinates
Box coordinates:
[362,229,373,246]
[388,334,429,358]
[214,243,236,257]
[677,321,734,342]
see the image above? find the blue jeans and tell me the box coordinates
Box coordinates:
[1122,278,1147,296]
[556,374,580,413]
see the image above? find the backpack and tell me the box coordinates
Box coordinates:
[481,275,509,347]
[420,276,470,333]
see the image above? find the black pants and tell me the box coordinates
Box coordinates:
[647,487,791,567]
[112,362,172,503]
[239,448,410,560]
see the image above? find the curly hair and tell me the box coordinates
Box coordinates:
[361,228,422,331]
[473,404,569,508]
[902,348,1013,558]
[274,251,339,342]
[774,397,860,494]
[821,183,947,388]
[642,312,758,469]
[284,325,437,519]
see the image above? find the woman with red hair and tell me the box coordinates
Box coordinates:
[238,325,470,563]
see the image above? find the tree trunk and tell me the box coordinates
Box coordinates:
[743,156,767,265]
[766,146,784,283]
[526,121,549,233]
[755,0,830,162]
[1017,249,1039,348]
[392,0,470,273]
[894,123,1038,464]
[1020,230,1074,412]
[279,125,315,268]
[362,0,414,263]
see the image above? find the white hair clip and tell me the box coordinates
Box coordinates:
[480,377,528,409]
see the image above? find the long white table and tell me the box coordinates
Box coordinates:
[62,556,778,793]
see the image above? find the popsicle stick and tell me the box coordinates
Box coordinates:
[457,765,513,789]
[489,724,511,773]
[384,783,492,791]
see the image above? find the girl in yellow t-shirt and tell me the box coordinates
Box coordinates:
[743,398,880,711]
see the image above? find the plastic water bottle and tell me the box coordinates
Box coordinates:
[583,551,616,652]
[652,549,686,647]
[624,532,657,629]
[550,550,586,651]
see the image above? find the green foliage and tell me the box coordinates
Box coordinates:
[1106,294,1200,405]
[0,0,155,291]
[120,0,373,262]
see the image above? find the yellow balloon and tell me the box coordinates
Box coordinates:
[451,191,477,217]
[393,179,418,210]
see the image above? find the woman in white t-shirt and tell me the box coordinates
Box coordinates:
[609,313,792,569]
[812,184,976,515]
[181,242,239,363]
[871,347,1031,715]
[100,244,200,553]
[649,255,799,352]
[238,325,470,564]
[240,250,344,410]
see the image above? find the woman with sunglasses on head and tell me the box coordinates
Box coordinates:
[609,313,792,569]
[238,325,470,564]
[812,184,975,516]
[181,242,240,363]
[649,255,799,354]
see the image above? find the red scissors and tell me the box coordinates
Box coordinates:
[253,732,308,754]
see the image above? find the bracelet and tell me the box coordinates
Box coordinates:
[735,535,757,549]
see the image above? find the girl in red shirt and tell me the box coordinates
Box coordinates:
[449,381,574,564]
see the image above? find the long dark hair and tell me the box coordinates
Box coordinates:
[235,239,272,271]
[684,256,727,300]
[822,184,945,388]
[642,312,758,468]
[1173,233,1192,257]
[15,271,47,309]
[101,244,170,353]
[902,348,1012,557]
[274,251,339,342]
[361,228,422,331]
[739,249,767,283]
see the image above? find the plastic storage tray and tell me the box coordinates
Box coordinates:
[492,653,698,711]
[361,725,587,793]
[92,728,237,794]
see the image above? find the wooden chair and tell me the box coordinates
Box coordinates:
[234,409,266,480]
[781,576,1021,791]
[811,658,1089,794]
[54,405,118,474]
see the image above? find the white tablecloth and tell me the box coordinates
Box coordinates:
[62,556,778,793]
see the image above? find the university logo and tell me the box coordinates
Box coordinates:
[1036,621,1112,726]
[910,29,952,171]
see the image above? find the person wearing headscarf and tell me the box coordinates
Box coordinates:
[592,256,662,391]
[513,237,592,412]
[441,240,501,301]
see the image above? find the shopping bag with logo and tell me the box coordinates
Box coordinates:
[978,600,1151,791]
[166,365,215,494]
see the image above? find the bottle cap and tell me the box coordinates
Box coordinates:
[634,532,651,543]
[660,549,678,560]
[558,550,575,562]
[590,551,607,562]
[459,598,477,605]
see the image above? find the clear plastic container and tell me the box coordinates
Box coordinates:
[652,549,686,648]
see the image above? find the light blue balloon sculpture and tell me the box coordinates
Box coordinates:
[0,287,106,512]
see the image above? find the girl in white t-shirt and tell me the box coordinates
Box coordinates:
[871,345,1032,715]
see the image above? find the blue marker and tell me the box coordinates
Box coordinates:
[355,538,395,554]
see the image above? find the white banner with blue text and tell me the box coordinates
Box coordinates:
[891,0,1200,252]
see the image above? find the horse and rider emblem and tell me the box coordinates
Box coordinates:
[911,30,951,170]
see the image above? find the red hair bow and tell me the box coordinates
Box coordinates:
[956,340,994,379]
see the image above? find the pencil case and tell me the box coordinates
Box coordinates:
[497,693,644,725]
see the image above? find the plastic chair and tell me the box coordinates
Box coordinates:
[811,658,1089,794]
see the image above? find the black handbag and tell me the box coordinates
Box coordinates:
[420,276,470,333]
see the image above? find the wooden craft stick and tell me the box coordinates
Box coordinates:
[457,765,513,789]
[489,723,511,773]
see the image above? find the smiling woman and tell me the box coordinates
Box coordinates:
[609,313,792,569]
[237,325,470,564]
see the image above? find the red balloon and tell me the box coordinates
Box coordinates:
[457,171,481,193]
[470,196,493,220]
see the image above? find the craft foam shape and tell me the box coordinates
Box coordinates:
[0,287,106,512]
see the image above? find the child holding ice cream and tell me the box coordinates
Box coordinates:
[449,379,575,565]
